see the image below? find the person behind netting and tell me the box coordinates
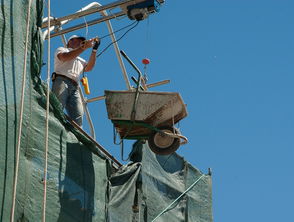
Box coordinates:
[52,35,100,126]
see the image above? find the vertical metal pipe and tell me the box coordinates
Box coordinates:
[80,2,131,138]
[95,2,131,90]
[79,87,96,139]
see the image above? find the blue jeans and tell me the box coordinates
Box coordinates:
[52,76,83,126]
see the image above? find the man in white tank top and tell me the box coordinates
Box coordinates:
[52,35,100,126]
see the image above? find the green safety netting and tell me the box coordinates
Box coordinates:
[0,0,213,221]
[108,142,213,222]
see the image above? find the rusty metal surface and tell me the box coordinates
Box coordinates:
[105,90,187,121]
[105,90,188,138]
[114,122,152,138]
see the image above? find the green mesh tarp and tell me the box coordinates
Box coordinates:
[107,142,213,222]
[0,0,212,221]
[0,0,109,221]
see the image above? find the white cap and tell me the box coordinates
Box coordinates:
[67,35,86,42]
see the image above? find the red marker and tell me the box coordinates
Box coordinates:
[142,58,150,65]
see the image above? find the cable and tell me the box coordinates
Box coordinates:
[145,17,150,59]
[43,0,56,18]
[10,0,32,221]
[99,20,138,40]
[96,21,139,58]
[42,0,51,220]
[83,17,89,39]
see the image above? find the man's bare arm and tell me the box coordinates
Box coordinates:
[57,39,94,62]
[84,51,97,72]
[57,47,85,62]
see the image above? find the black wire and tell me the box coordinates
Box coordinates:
[99,20,138,40]
[96,21,139,58]
[81,22,139,77]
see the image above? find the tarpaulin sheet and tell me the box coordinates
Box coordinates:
[0,0,109,221]
[140,145,213,222]
[0,0,213,221]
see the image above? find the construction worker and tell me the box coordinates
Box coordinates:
[52,35,100,126]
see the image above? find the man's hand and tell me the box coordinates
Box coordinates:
[92,37,101,50]
[84,37,100,72]
[81,39,95,49]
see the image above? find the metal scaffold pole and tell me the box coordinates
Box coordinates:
[41,0,164,139]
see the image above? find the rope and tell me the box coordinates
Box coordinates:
[42,0,51,221]
[10,0,32,221]
[145,17,150,60]
[151,174,205,222]
[142,17,150,83]
[83,16,88,39]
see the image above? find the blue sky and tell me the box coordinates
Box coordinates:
[42,1,294,221]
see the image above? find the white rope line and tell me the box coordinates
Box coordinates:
[10,0,32,221]
[42,0,51,220]
[83,16,89,39]
[145,17,150,60]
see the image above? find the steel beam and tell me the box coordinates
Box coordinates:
[46,11,125,39]
[41,0,135,28]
